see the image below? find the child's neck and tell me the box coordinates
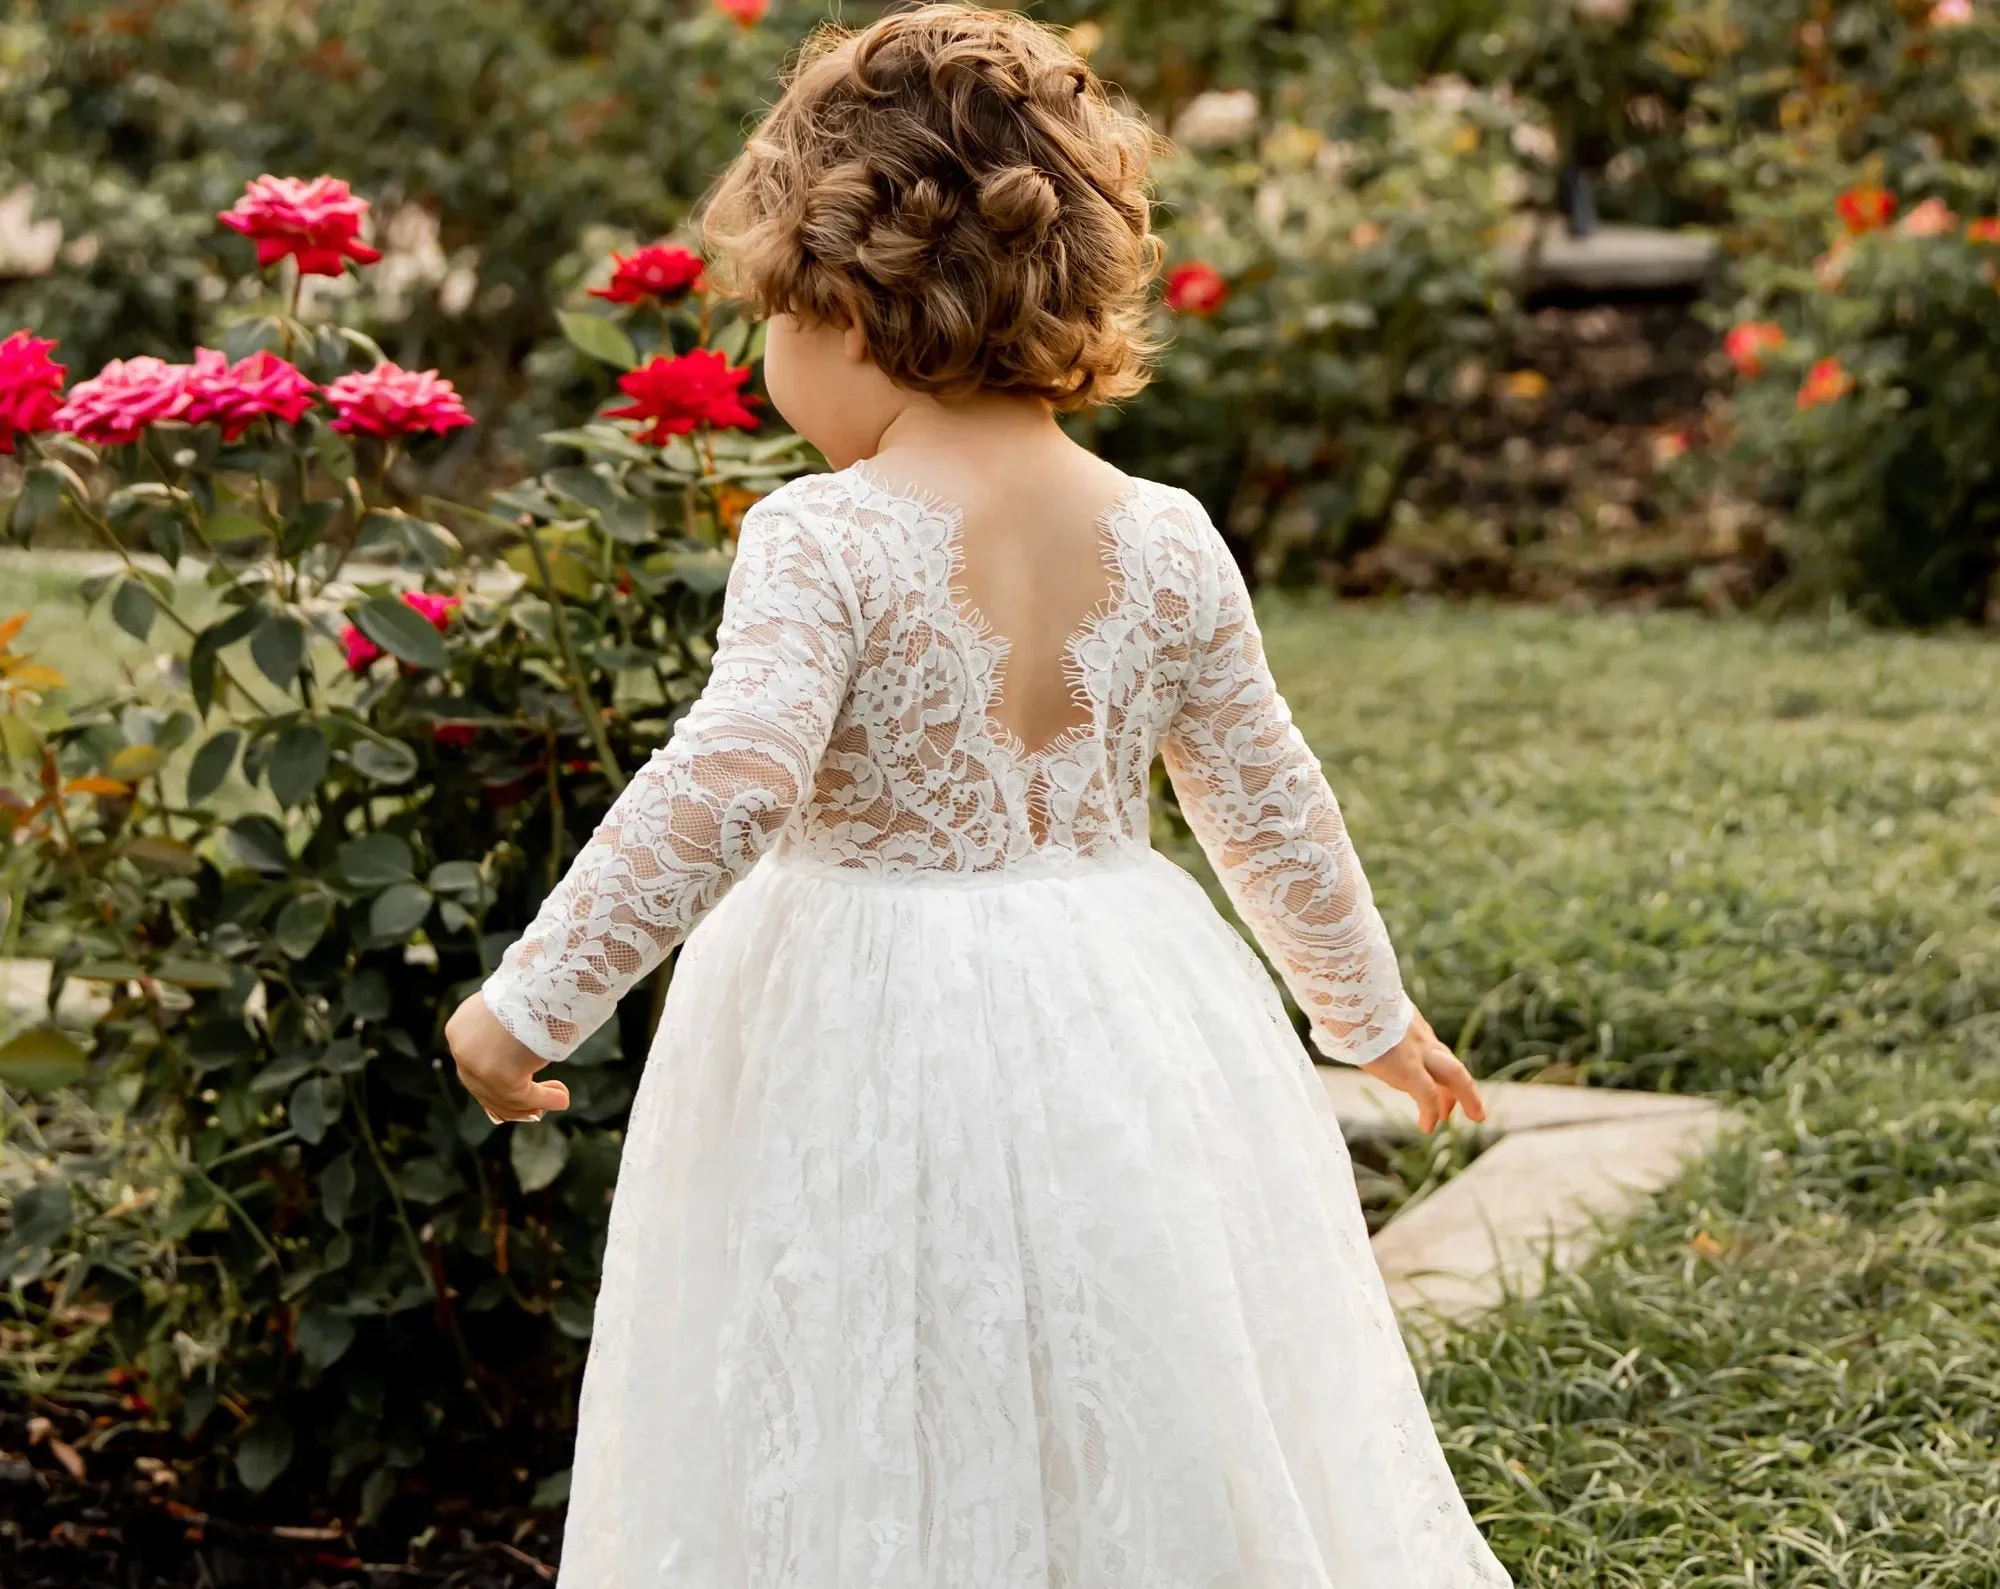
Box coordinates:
[869,390,1064,464]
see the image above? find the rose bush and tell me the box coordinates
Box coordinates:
[1721,189,2000,623]
[0,176,811,1519]
[1082,68,1539,582]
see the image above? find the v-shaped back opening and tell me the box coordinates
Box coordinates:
[850,461,1148,766]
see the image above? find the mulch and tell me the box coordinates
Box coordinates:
[0,1397,565,1589]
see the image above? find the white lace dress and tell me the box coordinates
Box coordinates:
[482,463,1512,1588]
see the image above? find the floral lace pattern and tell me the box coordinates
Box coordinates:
[484,462,1411,1066]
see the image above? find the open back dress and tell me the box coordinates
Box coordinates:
[481,461,1512,1588]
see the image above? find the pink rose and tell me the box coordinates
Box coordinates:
[218,175,383,278]
[185,349,319,441]
[402,591,462,630]
[53,357,197,447]
[322,364,474,439]
[340,625,383,673]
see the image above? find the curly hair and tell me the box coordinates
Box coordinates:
[700,4,1167,411]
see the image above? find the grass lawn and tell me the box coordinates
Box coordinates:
[1255,596,2000,1586]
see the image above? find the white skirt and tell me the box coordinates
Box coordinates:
[555,845,1512,1588]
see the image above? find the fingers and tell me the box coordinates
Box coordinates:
[1409,1070,1443,1133]
[468,1075,571,1127]
[1440,1058,1486,1124]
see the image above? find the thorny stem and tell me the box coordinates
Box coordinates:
[520,525,626,792]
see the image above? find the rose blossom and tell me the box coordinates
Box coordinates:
[323,364,474,438]
[1724,321,1785,377]
[0,331,65,454]
[604,350,760,443]
[590,244,705,304]
[185,348,319,441]
[1898,197,1959,237]
[53,357,196,447]
[432,723,477,751]
[713,0,768,24]
[1930,0,1974,25]
[1797,358,1854,410]
[1165,262,1230,316]
[218,175,383,277]
[1966,218,2000,244]
[340,625,383,673]
[1835,184,1896,236]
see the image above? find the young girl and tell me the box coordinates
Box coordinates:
[446,7,1510,1583]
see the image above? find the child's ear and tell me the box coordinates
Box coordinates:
[841,320,870,364]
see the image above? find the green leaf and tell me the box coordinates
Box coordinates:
[110,576,157,642]
[545,466,618,513]
[359,1466,398,1526]
[711,316,750,365]
[320,1153,357,1225]
[224,814,292,874]
[203,511,271,552]
[510,1120,570,1193]
[353,596,449,672]
[343,971,391,1023]
[428,860,484,897]
[552,1292,595,1340]
[529,1468,572,1509]
[369,882,433,940]
[347,735,420,786]
[69,960,147,982]
[235,1418,294,1493]
[0,1028,89,1092]
[186,730,241,805]
[315,424,357,483]
[539,426,654,463]
[338,832,414,888]
[124,836,201,876]
[273,894,332,960]
[11,1183,74,1247]
[288,1075,343,1146]
[397,1157,455,1203]
[266,721,329,808]
[250,614,307,689]
[558,309,638,371]
[296,1304,356,1371]
[155,956,236,990]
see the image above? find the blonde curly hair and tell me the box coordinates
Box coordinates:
[700,4,1167,411]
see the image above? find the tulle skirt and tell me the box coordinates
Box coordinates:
[554,844,1511,1588]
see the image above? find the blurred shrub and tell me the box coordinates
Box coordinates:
[1684,2,2000,623]
[1083,70,1541,581]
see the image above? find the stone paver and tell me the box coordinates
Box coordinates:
[1321,1064,1735,1334]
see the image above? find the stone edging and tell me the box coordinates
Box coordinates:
[1321,1068,1736,1338]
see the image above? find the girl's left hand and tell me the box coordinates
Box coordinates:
[445,992,571,1125]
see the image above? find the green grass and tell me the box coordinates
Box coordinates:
[1253,597,2000,1586]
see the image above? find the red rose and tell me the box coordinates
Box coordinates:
[604,350,760,444]
[340,625,382,673]
[53,357,196,447]
[0,331,66,454]
[1835,184,1895,236]
[185,349,318,441]
[323,364,474,439]
[432,723,476,751]
[1966,218,2000,244]
[713,0,768,24]
[219,175,383,278]
[1165,262,1230,316]
[590,244,705,305]
[1796,357,1853,410]
[1723,321,1785,378]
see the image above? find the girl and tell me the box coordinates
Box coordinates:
[446,7,1510,1584]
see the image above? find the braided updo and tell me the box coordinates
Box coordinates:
[701,4,1167,411]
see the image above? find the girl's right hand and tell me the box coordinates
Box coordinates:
[444,992,571,1125]
[1360,1009,1486,1133]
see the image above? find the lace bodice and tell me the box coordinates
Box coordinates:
[483,463,1414,1067]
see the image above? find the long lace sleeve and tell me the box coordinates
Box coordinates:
[480,495,858,1063]
[1161,514,1415,1066]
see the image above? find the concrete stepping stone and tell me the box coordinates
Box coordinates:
[1322,1068,1734,1336]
